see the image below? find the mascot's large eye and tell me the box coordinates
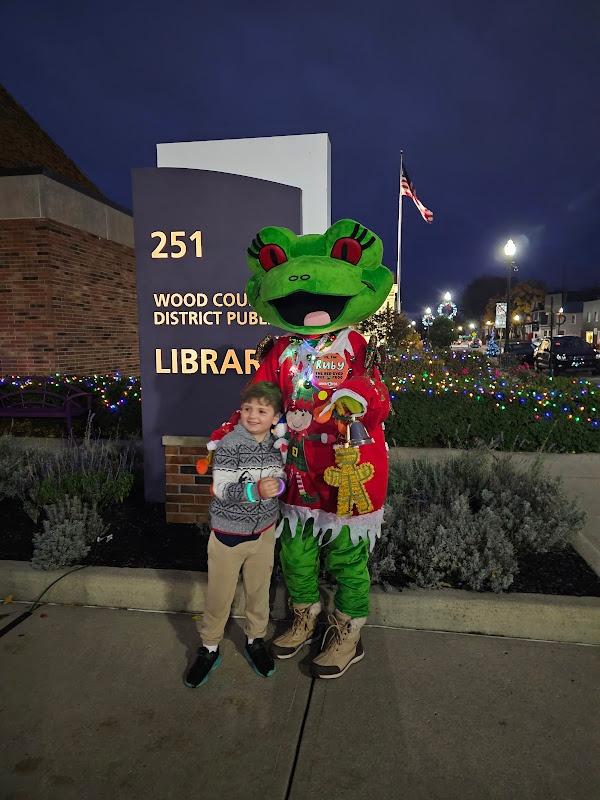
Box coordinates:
[331,237,362,265]
[258,244,287,271]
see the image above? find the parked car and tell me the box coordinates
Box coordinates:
[504,341,535,366]
[533,336,600,374]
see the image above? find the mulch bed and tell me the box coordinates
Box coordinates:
[2,474,600,597]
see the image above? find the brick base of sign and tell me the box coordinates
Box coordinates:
[162,436,212,525]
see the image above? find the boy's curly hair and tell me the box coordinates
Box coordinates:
[240,381,282,413]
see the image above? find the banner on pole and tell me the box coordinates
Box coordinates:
[495,302,507,328]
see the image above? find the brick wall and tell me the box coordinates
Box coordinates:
[163,436,212,524]
[0,218,139,375]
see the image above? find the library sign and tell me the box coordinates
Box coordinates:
[132,168,301,501]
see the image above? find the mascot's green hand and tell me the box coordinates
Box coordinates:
[334,396,364,417]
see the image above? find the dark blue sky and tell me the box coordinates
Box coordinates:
[2,0,599,317]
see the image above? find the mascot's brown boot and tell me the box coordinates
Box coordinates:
[271,602,321,659]
[311,609,365,679]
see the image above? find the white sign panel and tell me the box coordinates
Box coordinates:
[495,302,507,328]
[156,133,330,235]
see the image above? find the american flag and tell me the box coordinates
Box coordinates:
[401,166,434,223]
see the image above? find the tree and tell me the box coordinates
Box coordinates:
[510,281,546,318]
[359,307,417,350]
[428,316,455,348]
[486,329,500,356]
[482,280,546,339]
[459,276,508,321]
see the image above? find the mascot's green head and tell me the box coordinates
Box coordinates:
[246,219,393,335]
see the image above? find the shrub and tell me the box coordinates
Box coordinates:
[428,316,455,348]
[384,350,600,452]
[31,495,107,570]
[19,436,135,524]
[0,434,35,501]
[385,392,599,453]
[371,451,585,592]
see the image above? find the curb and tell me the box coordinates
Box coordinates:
[2,560,599,645]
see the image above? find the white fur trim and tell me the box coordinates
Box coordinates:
[275,503,383,552]
[273,422,287,438]
[207,440,218,451]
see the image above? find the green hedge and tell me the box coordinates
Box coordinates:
[385,392,599,452]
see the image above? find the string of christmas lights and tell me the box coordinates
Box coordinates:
[0,374,141,413]
[386,352,599,429]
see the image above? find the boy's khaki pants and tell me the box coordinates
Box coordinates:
[200,525,275,648]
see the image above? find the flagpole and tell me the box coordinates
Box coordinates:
[395,151,403,313]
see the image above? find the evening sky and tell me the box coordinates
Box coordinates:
[1,0,598,317]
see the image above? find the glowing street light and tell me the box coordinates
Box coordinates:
[422,307,435,349]
[504,238,516,258]
[468,322,476,330]
[443,291,452,302]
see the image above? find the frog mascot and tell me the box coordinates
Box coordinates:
[208,219,393,679]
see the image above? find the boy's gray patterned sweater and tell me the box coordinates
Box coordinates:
[210,424,285,536]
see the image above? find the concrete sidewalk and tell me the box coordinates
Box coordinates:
[1,603,599,800]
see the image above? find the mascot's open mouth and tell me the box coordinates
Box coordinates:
[269,291,352,328]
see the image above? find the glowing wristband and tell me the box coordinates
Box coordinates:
[245,482,259,503]
[276,478,286,496]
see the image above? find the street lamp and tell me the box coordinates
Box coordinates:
[443,291,452,302]
[468,322,476,330]
[513,313,521,340]
[422,307,434,349]
[503,238,519,352]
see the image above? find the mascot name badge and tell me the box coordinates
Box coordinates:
[207,218,393,680]
[313,352,348,388]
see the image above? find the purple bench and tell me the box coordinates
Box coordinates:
[0,385,92,434]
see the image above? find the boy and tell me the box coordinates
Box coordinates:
[185,381,285,687]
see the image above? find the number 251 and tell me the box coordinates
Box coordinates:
[150,231,203,259]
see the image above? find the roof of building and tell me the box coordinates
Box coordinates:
[0,83,106,202]
[547,289,600,303]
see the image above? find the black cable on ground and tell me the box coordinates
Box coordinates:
[0,564,88,639]
[284,675,317,800]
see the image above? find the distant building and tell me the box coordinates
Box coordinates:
[582,299,600,346]
[378,284,398,313]
[526,290,599,342]
[0,83,138,376]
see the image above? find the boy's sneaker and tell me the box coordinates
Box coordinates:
[184,646,221,688]
[245,638,276,677]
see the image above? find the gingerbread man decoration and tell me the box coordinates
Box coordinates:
[323,446,374,517]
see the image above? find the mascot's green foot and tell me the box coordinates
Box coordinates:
[271,602,321,659]
[311,610,366,679]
